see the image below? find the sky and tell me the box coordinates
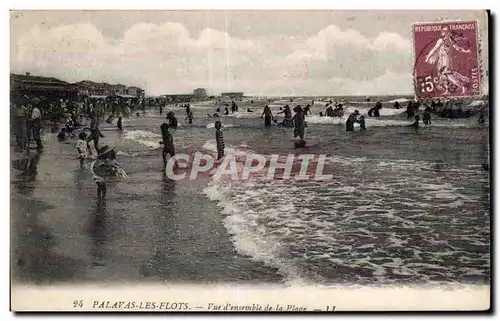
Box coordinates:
[10,10,489,96]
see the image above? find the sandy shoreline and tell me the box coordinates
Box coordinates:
[10,131,283,285]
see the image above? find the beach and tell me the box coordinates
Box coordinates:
[10,97,490,287]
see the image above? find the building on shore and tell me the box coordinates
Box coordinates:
[75,80,144,99]
[11,73,146,102]
[160,94,193,103]
[11,73,79,101]
[127,86,145,99]
[193,88,207,99]
[75,80,107,97]
[221,92,244,99]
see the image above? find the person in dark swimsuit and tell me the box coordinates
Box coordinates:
[117,116,123,131]
[277,105,293,127]
[303,104,311,116]
[423,107,432,125]
[345,110,360,132]
[359,116,366,131]
[478,110,486,124]
[159,122,175,170]
[261,105,273,127]
[411,115,420,129]
[185,111,195,124]
[86,113,104,155]
[57,127,67,142]
[166,111,178,129]
[368,101,382,117]
[292,106,306,147]
[407,101,416,119]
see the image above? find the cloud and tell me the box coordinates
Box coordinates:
[12,21,415,96]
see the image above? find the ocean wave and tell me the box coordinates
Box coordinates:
[206,123,239,129]
[124,130,162,149]
[203,154,489,285]
[202,140,253,158]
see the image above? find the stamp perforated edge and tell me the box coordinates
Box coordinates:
[411,17,485,101]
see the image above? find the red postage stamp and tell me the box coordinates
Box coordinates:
[412,20,481,100]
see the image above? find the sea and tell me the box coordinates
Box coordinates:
[10,96,490,287]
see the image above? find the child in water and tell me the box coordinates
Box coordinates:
[57,127,67,142]
[166,111,178,129]
[292,106,306,147]
[159,122,175,170]
[423,107,432,125]
[76,132,88,168]
[215,121,225,161]
[412,115,420,129]
[359,115,366,131]
[185,111,194,124]
[91,146,124,200]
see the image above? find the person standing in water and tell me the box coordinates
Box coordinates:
[159,105,163,116]
[29,104,43,150]
[166,111,178,129]
[277,105,293,127]
[423,107,432,125]
[86,112,104,155]
[346,110,360,132]
[478,109,486,124]
[13,103,29,151]
[325,103,334,117]
[159,122,175,170]
[411,115,420,129]
[185,111,195,124]
[292,106,306,147]
[407,101,416,119]
[359,115,366,131]
[368,101,382,117]
[117,116,123,131]
[261,105,274,127]
[215,120,225,160]
[91,145,125,200]
[303,104,311,116]
[76,132,88,168]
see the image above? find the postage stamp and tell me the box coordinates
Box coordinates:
[412,20,481,99]
[9,10,490,313]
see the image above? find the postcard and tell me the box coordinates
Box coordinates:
[10,9,490,312]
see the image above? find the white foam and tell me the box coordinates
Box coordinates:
[223,112,260,119]
[116,150,141,157]
[201,151,488,285]
[468,100,486,107]
[124,130,161,149]
[201,140,253,158]
[206,123,238,129]
[387,98,412,103]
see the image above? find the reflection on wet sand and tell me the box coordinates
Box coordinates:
[12,197,85,284]
[89,199,108,267]
[11,151,41,196]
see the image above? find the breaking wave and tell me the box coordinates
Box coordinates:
[202,153,490,286]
